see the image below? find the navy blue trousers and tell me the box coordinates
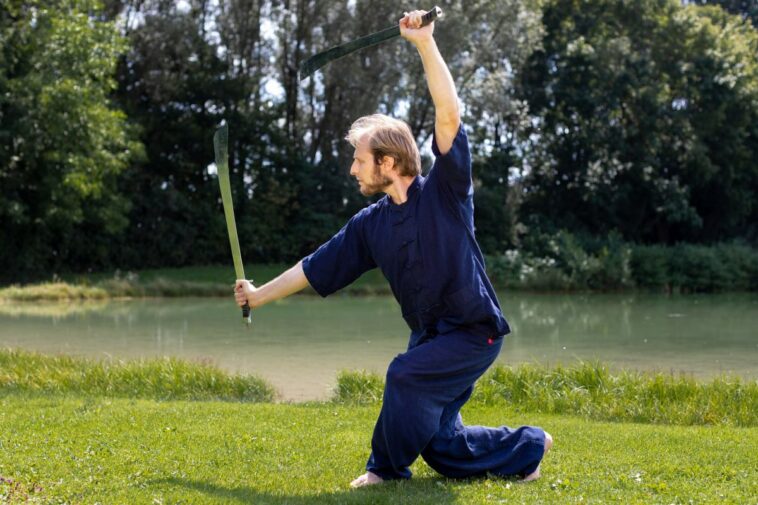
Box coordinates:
[366,328,546,480]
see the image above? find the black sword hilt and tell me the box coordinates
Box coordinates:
[242,302,252,325]
[421,6,443,26]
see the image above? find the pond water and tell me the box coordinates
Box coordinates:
[1,293,756,400]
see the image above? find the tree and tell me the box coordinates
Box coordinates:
[0,0,141,281]
[103,0,543,266]
[689,0,758,27]
[519,0,758,244]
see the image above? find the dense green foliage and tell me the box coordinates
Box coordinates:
[0,348,275,401]
[1,0,757,282]
[487,234,758,292]
[0,0,142,278]
[519,0,758,244]
[696,0,758,26]
[335,362,758,426]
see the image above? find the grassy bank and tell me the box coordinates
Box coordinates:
[3,349,756,427]
[0,265,391,301]
[335,365,758,427]
[0,349,274,402]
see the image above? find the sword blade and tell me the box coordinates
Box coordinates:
[299,26,399,80]
[299,6,443,80]
[213,123,245,282]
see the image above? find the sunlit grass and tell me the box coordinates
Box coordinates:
[0,282,109,301]
[333,369,385,404]
[1,350,756,502]
[0,396,755,503]
[335,362,758,427]
[0,348,275,402]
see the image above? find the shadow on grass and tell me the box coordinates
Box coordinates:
[153,476,459,504]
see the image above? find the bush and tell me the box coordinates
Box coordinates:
[488,233,757,292]
[630,245,670,289]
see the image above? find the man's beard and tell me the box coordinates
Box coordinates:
[359,165,392,196]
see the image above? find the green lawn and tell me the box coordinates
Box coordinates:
[1,394,756,504]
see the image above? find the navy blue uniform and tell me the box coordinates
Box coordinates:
[303,124,546,480]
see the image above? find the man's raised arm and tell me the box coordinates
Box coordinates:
[400,9,460,155]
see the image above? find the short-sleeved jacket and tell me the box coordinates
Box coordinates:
[302,124,510,338]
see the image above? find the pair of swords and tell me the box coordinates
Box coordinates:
[213,6,442,324]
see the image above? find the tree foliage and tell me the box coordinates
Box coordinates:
[519,0,758,244]
[0,0,141,281]
[1,0,757,281]
[99,0,543,268]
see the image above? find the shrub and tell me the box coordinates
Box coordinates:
[630,245,670,290]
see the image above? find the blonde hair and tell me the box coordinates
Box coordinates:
[345,114,421,177]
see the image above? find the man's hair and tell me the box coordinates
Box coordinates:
[345,114,421,177]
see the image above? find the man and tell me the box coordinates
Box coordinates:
[234,9,552,487]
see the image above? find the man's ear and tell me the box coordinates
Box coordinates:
[379,155,397,173]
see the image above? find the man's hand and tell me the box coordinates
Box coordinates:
[400,8,459,154]
[235,279,258,309]
[232,262,309,311]
[400,10,434,46]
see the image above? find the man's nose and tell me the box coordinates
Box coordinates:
[349,163,357,176]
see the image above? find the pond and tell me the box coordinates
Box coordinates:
[1,292,756,400]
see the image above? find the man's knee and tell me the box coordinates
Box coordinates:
[386,358,414,390]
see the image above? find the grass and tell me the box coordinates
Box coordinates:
[0,282,109,301]
[0,265,392,301]
[335,364,758,427]
[0,395,756,504]
[4,349,756,427]
[0,349,275,402]
[1,350,757,502]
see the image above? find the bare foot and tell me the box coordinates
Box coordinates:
[522,431,553,482]
[350,471,384,488]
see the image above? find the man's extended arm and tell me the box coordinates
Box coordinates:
[235,261,309,309]
[400,9,461,155]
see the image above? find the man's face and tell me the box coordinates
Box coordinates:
[350,139,392,196]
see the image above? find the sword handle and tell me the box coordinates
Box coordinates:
[421,6,443,26]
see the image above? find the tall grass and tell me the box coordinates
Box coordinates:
[0,282,109,301]
[0,348,276,402]
[333,369,385,404]
[333,362,758,427]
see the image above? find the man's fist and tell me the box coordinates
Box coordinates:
[400,9,434,46]
[234,279,257,308]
